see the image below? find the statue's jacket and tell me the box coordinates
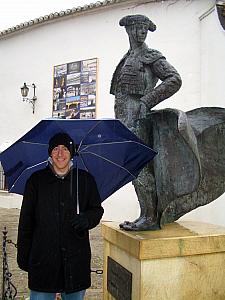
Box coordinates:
[110,44,164,96]
[110,43,182,110]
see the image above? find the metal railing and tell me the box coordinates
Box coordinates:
[2,227,17,300]
[1,227,102,300]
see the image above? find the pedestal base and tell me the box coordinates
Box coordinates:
[102,221,225,300]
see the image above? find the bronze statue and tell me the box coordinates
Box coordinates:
[110,15,225,231]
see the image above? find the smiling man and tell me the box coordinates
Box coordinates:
[49,133,74,176]
[17,132,104,300]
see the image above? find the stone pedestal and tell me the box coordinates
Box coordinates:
[101,221,225,300]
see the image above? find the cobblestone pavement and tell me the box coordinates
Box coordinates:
[0,208,103,300]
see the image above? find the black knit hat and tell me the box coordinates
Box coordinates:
[48,132,75,157]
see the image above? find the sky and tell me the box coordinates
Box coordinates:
[0,0,93,30]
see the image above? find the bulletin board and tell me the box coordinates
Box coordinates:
[52,58,97,119]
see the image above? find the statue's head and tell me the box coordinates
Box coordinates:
[119,15,156,31]
[119,15,156,45]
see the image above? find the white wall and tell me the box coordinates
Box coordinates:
[0,0,224,227]
[200,8,225,107]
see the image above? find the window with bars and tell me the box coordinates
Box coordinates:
[0,161,7,190]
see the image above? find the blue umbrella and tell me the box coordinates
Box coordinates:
[0,118,157,203]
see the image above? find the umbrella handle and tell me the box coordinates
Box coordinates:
[70,161,79,214]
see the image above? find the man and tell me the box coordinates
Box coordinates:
[17,132,104,300]
[110,15,182,230]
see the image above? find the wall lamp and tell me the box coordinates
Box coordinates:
[21,82,37,114]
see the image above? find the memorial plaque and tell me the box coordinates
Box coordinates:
[107,256,132,300]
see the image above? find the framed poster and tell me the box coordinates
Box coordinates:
[52,58,97,119]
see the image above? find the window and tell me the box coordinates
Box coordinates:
[0,162,7,190]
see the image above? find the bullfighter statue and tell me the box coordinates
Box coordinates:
[110,14,225,231]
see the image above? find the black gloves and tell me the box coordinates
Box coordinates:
[71,213,89,233]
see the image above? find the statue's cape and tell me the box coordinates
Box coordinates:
[110,45,164,95]
[142,107,225,225]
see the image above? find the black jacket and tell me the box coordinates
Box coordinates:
[17,166,104,293]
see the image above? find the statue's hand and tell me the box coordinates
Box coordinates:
[140,94,156,110]
[139,101,147,118]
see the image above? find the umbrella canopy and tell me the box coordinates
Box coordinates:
[0,118,157,201]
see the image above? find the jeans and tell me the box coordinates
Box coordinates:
[30,290,86,300]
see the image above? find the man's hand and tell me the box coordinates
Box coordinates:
[71,213,89,232]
